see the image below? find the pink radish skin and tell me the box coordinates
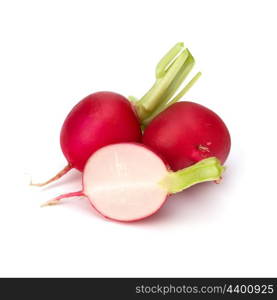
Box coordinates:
[143,102,231,171]
[31,92,142,186]
[42,143,225,222]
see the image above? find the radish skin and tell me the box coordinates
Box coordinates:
[143,101,231,171]
[31,92,142,186]
[42,143,225,222]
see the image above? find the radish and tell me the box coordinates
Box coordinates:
[42,143,224,222]
[31,43,201,186]
[142,101,231,171]
[31,92,142,186]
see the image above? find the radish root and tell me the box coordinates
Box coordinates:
[30,164,73,187]
[41,191,84,207]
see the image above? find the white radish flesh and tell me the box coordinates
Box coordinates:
[83,143,169,221]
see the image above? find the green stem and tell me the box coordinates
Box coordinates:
[155,42,184,78]
[135,43,195,121]
[163,71,202,110]
[149,52,195,115]
[159,157,225,194]
[128,95,138,103]
[142,71,202,126]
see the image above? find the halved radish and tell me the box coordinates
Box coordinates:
[43,143,224,222]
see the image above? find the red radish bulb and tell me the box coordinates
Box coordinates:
[31,92,142,186]
[142,102,231,171]
[43,143,224,222]
[32,43,201,187]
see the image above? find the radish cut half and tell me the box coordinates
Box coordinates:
[83,143,169,221]
[43,143,225,222]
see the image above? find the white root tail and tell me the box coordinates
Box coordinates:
[40,191,84,207]
[30,164,73,187]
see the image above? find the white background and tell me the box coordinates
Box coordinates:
[0,0,276,277]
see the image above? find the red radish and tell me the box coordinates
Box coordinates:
[31,92,142,186]
[31,43,201,187]
[142,101,231,171]
[42,143,224,222]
